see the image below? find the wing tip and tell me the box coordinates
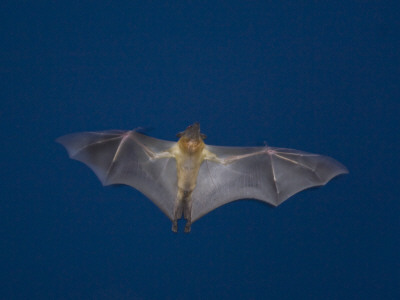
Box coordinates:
[320,156,348,182]
[56,135,74,157]
[341,165,349,175]
[331,162,349,178]
[55,135,67,146]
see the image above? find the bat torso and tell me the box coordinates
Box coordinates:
[173,137,205,191]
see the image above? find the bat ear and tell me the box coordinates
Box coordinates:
[176,132,184,138]
[200,133,207,140]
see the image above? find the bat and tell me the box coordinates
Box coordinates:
[57,123,348,232]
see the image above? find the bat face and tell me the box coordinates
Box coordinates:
[177,122,207,141]
[57,124,348,233]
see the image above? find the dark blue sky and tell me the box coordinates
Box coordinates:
[1,1,398,299]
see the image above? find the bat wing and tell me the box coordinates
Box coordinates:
[191,145,348,222]
[57,130,177,220]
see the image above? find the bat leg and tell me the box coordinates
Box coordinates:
[172,204,182,232]
[183,198,192,233]
[172,191,185,232]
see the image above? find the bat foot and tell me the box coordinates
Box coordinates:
[171,221,178,233]
[184,222,191,233]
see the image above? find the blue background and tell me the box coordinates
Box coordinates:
[1,1,398,299]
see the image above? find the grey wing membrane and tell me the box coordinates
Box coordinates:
[191,145,348,222]
[57,131,177,220]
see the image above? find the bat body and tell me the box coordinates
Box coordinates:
[57,123,348,232]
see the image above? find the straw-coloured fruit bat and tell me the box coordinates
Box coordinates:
[57,123,347,232]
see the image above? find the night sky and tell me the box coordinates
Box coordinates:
[1,1,398,299]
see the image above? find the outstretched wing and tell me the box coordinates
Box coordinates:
[191,145,348,222]
[57,130,177,220]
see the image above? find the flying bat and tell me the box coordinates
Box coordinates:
[57,123,348,232]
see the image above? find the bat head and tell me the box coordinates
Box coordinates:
[176,122,207,140]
